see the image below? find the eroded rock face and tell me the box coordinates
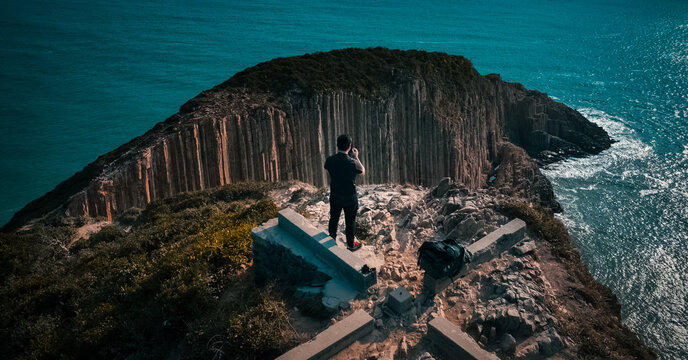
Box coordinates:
[489,142,562,211]
[4,48,611,230]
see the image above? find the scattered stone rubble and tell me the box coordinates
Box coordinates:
[269,180,572,359]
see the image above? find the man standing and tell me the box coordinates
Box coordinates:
[324,134,366,251]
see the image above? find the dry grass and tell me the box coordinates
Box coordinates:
[498,200,656,359]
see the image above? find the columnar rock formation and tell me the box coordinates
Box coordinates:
[3,48,611,230]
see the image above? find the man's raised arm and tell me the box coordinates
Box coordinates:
[351,147,365,176]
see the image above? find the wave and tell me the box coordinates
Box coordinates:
[542,107,688,359]
[542,108,653,181]
[543,107,682,204]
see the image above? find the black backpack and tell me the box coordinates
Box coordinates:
[418,239,472,279]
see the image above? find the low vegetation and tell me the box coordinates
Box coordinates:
[498,201,577,260]
[220,47,478,98]
[0,183,299,359]
[499,201,656,359]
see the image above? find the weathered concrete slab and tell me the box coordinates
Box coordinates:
[466,218,526,266]
[428,316,499,360]
[278,208,337,251]
[278,208,376,291]
[277,310,374,360]
[252,208,376,312]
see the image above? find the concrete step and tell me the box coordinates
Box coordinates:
[278,208,376,292]
[277,310,374,360]
[252,208,377,311]
[428,316,499,360]
[466,218,526,265]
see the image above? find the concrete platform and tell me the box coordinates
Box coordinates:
[252,208,377,311]
[466,218,526,265]
[428,316,499,360]
[277,310,374,360]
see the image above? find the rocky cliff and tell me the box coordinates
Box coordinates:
[3,48,611,230]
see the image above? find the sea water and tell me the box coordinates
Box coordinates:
[1,0,686,358]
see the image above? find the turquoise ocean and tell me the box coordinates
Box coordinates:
[1,0,687,358]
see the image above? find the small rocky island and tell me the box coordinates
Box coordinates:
[1,48,654,359]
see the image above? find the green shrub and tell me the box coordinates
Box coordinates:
[0,183,293,360]
[115,207,142,226]
[221,47,476,99]
[71,225,125,253]
[498,200,575,259]
[226,286,296,358]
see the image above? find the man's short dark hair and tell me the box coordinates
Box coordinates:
[337,134,352,151]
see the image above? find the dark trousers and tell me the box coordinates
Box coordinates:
[328,201,358,247]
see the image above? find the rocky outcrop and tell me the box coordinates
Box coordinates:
[489,143,561,212]
[271,182,655,359]
[3,48,611,230]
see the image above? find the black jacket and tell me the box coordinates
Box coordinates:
[324,152,363,206]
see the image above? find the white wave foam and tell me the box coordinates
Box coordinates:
[542,108,653,181]
[579,184,598,191]
[640,189,661,197]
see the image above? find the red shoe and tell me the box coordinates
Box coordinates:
[347,241,362,252]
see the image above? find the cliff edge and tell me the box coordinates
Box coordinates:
[4,48,612,230]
